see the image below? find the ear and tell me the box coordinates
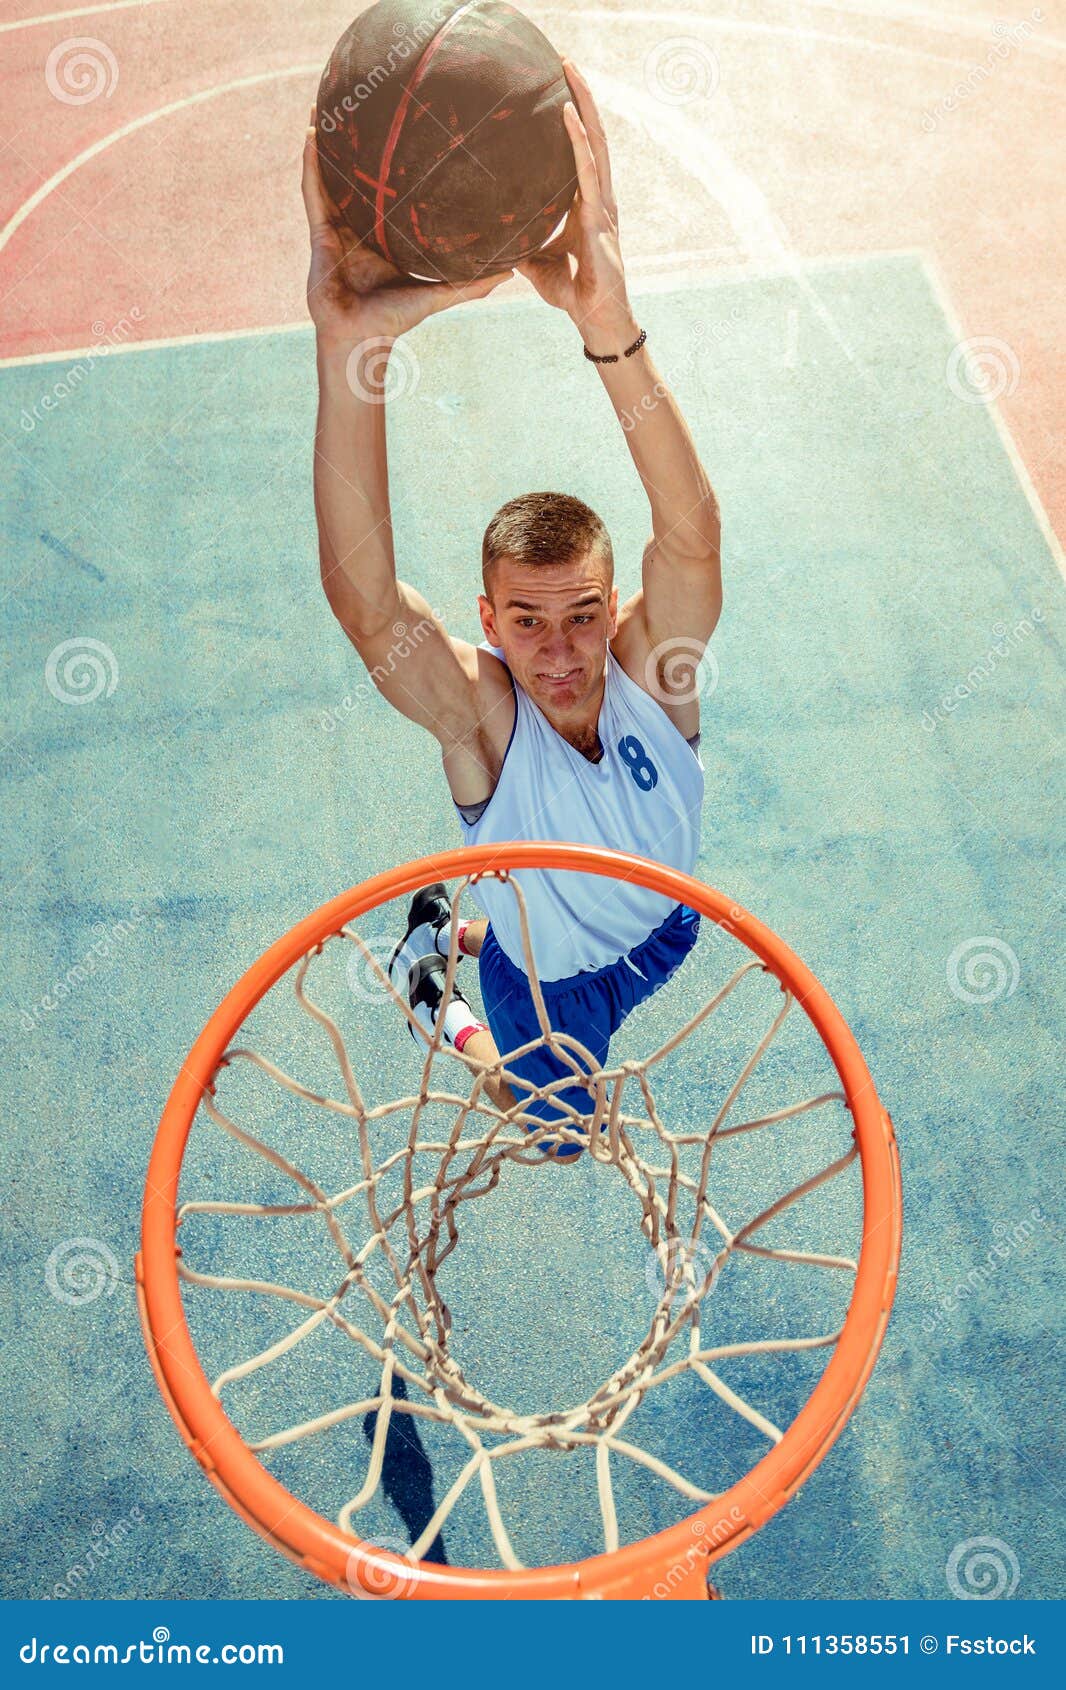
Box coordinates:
[607,584,619,636]
[478,593,499,644]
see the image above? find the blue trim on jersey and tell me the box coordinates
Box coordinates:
[478,901,701,1156]
[452,658,517,827]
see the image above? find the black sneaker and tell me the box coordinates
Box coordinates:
[397,882,455,965]
[389,885,470,1046]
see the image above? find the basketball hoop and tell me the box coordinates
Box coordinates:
[137,843,901,1599]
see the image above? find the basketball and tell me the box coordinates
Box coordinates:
[315,0,576,283]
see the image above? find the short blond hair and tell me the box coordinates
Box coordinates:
[482,492,613,597]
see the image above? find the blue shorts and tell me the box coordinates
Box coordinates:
[478,903,700,1153]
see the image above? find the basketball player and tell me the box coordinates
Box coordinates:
[304,63,721,1146]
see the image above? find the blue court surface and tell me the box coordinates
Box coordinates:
[1,254,1062,1600]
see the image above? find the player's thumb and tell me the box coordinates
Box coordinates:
[429,270,514,312]
[462,269,514,296]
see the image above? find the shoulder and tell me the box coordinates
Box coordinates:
[438,639,517,810]
[428,637,514,738]
[466,641,517,757]
[609,599,701,741]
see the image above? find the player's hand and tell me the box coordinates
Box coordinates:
[514,61,634,345]
[302,110,512,345]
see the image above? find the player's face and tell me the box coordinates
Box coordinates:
[480,554,618,716]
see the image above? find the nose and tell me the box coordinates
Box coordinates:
[541,639,574,667]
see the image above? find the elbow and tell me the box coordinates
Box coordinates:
[700,499,722,563]
[694,490,721,557]
[677,491,720,559]
[709,580,724,639]
[651,500,721,567]
[319,549,345,617]
[319,550,366,635]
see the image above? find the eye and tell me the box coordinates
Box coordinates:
[571,615,593,625]
[517,617,538,628]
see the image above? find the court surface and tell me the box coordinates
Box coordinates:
[1,0,1063,1600]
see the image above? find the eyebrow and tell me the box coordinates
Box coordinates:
[504,593,603,611]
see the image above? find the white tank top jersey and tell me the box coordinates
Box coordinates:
[454,643,704,980]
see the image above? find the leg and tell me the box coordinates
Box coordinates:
[456,918,488,958]
[401,885,486,963]
[478,925,615,1160]
[389,885,516,1112]
[457,1024,516,1113]
[478,903,704,1157]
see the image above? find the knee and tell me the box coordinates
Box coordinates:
[546,1142,585,1166]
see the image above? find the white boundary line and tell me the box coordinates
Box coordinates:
[780,0,1065,58]
[627,243,925,281]
[539,5,1063,82]
[3,213,1059,574]
[0,65,319,261]
[919,251,1065,577]
[0,318,309,368]
[0,246,925,370]
[7,0,1064,57]
[0,0,171,33]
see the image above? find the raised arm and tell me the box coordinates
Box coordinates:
[516,64,722,687]
[303,110,511,739]
[313,338,400,644]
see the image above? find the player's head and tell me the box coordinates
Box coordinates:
[479,492,618,716]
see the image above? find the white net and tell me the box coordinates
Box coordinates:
[175,867,862,1578]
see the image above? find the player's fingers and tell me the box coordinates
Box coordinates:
[343,241,406,292]
[514,254,557,281]
[562,101,601,211]
[301,128,333,233]
[538,191,582,256]
[562,60,614,206]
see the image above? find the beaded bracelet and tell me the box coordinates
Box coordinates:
[583,327,647,364]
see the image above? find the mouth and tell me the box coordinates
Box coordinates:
[537,668,579,686]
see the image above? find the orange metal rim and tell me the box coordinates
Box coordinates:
[139,842,902,1599]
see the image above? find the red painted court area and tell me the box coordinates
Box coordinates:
[1,0,1062,544]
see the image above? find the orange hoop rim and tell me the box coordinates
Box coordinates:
[138,842,901,1600]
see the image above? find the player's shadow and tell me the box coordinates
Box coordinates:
[362,1375,449,1564]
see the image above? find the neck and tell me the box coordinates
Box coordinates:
[544,672,607,761]
[559,722,603,760]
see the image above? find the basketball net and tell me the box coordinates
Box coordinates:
[155,854,898,1598]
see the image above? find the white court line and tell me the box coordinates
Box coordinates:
[0,317,309,367]
[538,4,1061,84]
[0,64,318,261]
[11,247,1060,581]
[6,0,1062,58]
[0,248,926,371]
[919,252,1066,579]
[0,0,170,33]
[0,244,998,367]
[626,243,925,279]
[588,67,861,364]
[2,14,1059,572]
[791,0,1065,58]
